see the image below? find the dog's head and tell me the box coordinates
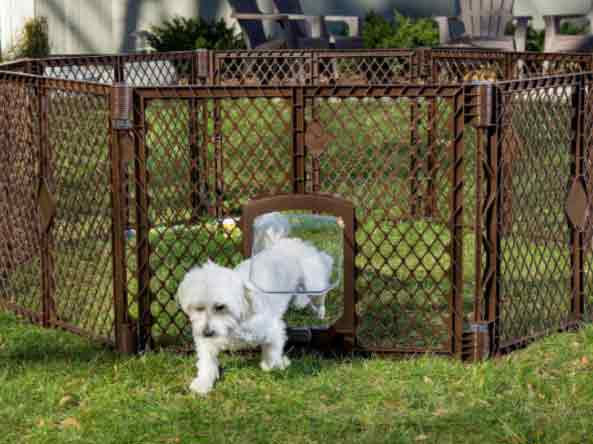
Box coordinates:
[177,261,251,340]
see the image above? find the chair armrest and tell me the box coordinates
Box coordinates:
[231,12,291,36]
[280,14,330,39]
[323,16,361,37]
[231,12,289,21]
[542,13,587,19]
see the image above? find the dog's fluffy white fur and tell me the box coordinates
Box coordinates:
[251,212,333,316]
[252,212,292,253]
[237,238,334,320]
[177,237,333,395]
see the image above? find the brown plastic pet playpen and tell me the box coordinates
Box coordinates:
[1,48,593,360]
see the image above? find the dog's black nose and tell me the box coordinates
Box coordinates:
[203,328,215,338]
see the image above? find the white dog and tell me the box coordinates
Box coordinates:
[177,238,334,395]
[237,238,334,320]
[251,212,333,317]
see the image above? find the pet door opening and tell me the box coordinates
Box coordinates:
[242,194,354,330]
[242,211,344,326]
[248,212,343,295]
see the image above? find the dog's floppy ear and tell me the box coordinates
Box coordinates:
[177,267,195,305]
[176,265,206,308]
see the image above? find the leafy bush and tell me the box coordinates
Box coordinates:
[362,10,439,49]
[9,17,50,59]
[506,20,589,52]
[504,21,544,52]
[559,20,590,36]
[362,11,397,48]
[526,26,545,52]
[147,16,245,52]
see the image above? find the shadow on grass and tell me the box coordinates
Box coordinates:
[0,314,117,366]
[218,349,368,384]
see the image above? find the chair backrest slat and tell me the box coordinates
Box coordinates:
[459,0,513,39]
[228,0,269,49]
[273,0,312,38]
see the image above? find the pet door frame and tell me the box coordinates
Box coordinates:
[242,193,356,348]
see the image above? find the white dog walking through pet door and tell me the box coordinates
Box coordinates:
[247,213,343,295]
[242,194,356,349]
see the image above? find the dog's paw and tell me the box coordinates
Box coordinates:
[260,360,273,372]
[281,355,291,369]
[189,378,212,396]
[260,355,291,372]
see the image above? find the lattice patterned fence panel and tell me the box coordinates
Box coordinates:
[516,53,592,79]
[496,76,579,350]
[583,76,593,321]
[315,50,417,84]
[214,51,311,85]
[304,86,466,353]
[213,50,418,86]
[432,50,508,82]
[40,57,117,83]
[0,75,43,322]
[123,53,196,86]
[44,80,116,343]
[133,87,294,347]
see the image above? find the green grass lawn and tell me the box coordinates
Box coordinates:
[2,311,593,444]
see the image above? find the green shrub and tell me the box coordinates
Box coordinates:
[560,20,590,35]
[362,10,439,49]
[147,16,245,52]
[10,17,50,59]
[506,20,588,53]
[362,11,397,48]
[523,21,590,52]
[525,26,545,52]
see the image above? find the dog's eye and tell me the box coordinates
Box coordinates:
[214,304,227,313]
[193,306,206,312]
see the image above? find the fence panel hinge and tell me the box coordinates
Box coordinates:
[464,321,495,361]
[478,81,495,128]
[195,49,210,81]
[111,83,134,130]
[464,81,497,128]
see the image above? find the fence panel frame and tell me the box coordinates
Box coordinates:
[493,73,588,353]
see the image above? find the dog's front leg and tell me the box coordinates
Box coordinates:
[259,319,290,372]
[190,340,220,395]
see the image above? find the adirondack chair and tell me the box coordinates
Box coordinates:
[543,11,593,52]
[228,0,329,84]
[272,0,364,49]
[229,0,329,49]
[435,0,530,51]
[228,0,289,49]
